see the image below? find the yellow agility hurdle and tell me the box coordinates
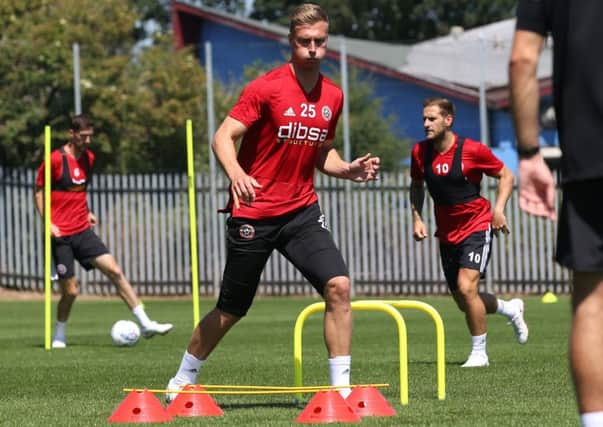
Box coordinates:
[357,299,446,401]
[293,301,409,405]
[293,299,446,405]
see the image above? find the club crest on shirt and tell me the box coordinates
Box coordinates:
[239,224,255,239]
[321,106,332,121]
[72,167,86,185]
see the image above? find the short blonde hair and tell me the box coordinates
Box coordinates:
[289,3,328,33]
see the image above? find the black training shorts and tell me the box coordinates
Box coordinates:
[439,227,493,291]
[556,178,603,272]
[52,228,109,279]
[217,202,349,317]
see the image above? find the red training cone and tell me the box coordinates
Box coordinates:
[346,386,397,417]
[295,390,361,424]
[166,384,224,417]
[107,389,173,423]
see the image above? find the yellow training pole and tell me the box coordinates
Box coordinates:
[44,126,52,350]
[186,119,200,327]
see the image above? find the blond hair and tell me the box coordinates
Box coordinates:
[289,3,328,33]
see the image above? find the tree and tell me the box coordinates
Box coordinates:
[0,0,137,169]
[250,0,516,42]
[330,66,410,171]
[0,0,235,173]
[409,0,517,41]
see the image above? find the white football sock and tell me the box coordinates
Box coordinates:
[328,355,351,398]
[581,411,603,427]
[174,351,205,384]
[496,299,517,319]
[54,321,67,341]
[132,304,152,327]
[471,333,487,354]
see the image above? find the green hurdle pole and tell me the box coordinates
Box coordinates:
[44,126,52,350]
[186,120,200,326]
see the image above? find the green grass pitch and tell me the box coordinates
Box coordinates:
[0,296,576,426]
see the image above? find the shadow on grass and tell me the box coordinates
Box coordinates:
[410,359,465,366]
[219,401,302,411]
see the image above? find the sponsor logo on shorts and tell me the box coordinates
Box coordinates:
[239,224,255,239]
[57,264,67,275]
[318,214,329,231]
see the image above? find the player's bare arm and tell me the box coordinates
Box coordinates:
[510,30,556,220]
[409,179,427,241]
[509,30,544,154]
[490,165,514,235]
[315,141,380,181]
[34,186,61,237]
[212,116,262,208]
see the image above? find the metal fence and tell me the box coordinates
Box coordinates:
[0,166,570,296]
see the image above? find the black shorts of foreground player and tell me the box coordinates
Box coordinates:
[410,98,528,368]
[165,3,380,402]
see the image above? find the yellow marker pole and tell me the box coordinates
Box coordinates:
[44,126,52,350]
[186,120,200,326]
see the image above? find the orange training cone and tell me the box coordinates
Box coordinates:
[346,386,397,417]
[166,384,224,417]
[295,390,361,423]
[107,389,173,423]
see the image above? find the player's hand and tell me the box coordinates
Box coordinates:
[50,223,61,238]
[518,156,556,221]
[348,153,380,182]
[230,172,262,209]
[491,210,510,237]
[413,219,427,241]
[88,212,98,227]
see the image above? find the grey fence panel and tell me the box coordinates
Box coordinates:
[1,167,571,295]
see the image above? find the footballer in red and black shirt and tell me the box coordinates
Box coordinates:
[34,114,172,349]
[410,98,527,368]
[165,3,380,403]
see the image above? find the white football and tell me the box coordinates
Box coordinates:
[110,320,141,347]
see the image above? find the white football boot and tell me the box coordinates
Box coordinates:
[508,299,529,344]
[461,352,489,368]
[141,321,173,338]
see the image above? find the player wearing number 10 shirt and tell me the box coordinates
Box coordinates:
[410,97,528,369]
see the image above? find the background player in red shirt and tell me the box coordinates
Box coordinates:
[410,98,528,367]
[34,114,173,348]
[166,3,380,401]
